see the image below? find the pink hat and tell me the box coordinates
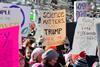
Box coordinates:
[29,48,44,64]
[32,63,43,67]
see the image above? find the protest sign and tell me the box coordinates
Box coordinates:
[72,17,100,55]
[0,3,31,37]
[0,26,19,67]
[74,1,91,22]
[41,10,66,47]
[0,8,21,24]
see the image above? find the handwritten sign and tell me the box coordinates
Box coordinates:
[41,10,66,46]
[72,17,100,55]
[0,26,19,67]
[74,1,91,22]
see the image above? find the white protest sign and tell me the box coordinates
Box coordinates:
[41,10,66,47]
[72,17,100,55]
[74,1,91,22]
[0,8,21,24]
[0,3,31,37]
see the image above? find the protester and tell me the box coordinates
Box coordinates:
[22,34,37,67]
[92,61,100,67]
[86,55,99,67]
[32,63,43,67]
[31,49,59,67]
[45,45,66,67]
[25,47,31,67]
[22,36,35,50]
[65,52,74,67]
[19,51,25,67]
[42,49,59,67]
[22,37,34,67]
[29,48,44,67]
[56,45,66,67]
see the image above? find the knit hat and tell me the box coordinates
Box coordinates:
[32,63,43,67]
[29,48,44,63]
[79,51,86,58]
[42,49,59,60]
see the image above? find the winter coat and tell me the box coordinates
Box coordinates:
[74,58,89,67]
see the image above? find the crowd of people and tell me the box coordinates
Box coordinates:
[18,32,99,67]
[18,4,99,66]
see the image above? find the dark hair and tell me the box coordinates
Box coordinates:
[43,59,51,64]
[43,59,52,67]
[57,45,65,51]
[51,0,58,4]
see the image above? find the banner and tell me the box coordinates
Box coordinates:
[0,26,19,67]
[74,1,91,22]
[72,17,100,55]
[0,3,31,37]
[41,10,66,47]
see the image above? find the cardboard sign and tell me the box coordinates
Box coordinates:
[41,10,66,46]
[72,17,100,55]
[0,26,19,67]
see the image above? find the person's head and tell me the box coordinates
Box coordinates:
[32,63,43,67]
[79,51,86,59]
[30,48,44,63]
[57,45,66,54]
[25,47,31,59]
[42,49,59,66]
